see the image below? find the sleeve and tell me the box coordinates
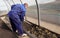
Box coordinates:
[21,11,26,16]
[20,4,26,12]
[19,11,26,21]
[18,4,26,16]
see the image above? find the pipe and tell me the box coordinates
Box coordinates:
[35,0,40,26]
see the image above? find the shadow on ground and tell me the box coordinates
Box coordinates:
[0,18,18,38]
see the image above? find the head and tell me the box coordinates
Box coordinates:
[24,3,28,9]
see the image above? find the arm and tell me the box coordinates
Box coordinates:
[19,11,26,21]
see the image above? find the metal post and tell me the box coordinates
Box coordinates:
[20,0,23,4]
[12,0,15,4]
[35,0,40,26]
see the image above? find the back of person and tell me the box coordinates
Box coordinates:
[8,4,26,17]
[8,3,28,38]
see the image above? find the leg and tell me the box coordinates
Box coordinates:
[9,18,16,32]
[9,13,24,35]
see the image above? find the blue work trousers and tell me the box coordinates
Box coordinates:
[8,12,24,35]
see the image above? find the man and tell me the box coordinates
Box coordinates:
[8,3,28,37]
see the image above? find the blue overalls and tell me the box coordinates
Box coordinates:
[8,4,26,35]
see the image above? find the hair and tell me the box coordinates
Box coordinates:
[24,3,28,7]
[24,3,28,5]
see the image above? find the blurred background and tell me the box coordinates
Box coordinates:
[0,0,60,37]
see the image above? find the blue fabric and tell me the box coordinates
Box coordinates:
[11,4,26,16]
[8,4,26,35]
